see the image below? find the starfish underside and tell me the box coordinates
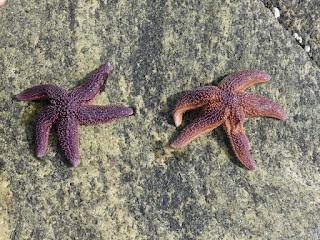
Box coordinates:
[171,70,288,170]
[17,62,133,167]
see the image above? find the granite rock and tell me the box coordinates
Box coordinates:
[263,0,320,66]
[0,0,319,239]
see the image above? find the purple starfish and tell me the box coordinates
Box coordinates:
[17,62,133,167]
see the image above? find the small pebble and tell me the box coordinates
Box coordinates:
[296,36,303,44]
[304,45,311,53]
[293,32,303,44]
[272,7,280,18]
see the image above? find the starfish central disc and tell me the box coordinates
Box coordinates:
[54,98,79,118]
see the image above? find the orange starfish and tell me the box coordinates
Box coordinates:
[171,70,288,170]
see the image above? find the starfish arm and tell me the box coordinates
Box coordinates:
[224,120,256,170]
[70,62,111,103]
[171,107,226,148]
[223,107,256,170]
[16,84,68,101]
[218,70,271,93]
[240,92,288,119]
[173,86,220,127]
[76,105,133,125]
[35,106,59,158]
[56,117,80,167]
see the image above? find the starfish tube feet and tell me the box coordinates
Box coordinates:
[171,70,287,170]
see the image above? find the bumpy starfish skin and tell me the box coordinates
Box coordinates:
[171,70,287,170]
[17,62,133,167]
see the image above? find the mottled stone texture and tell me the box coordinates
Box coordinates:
[263,0,320,66]
[0,0,319,239]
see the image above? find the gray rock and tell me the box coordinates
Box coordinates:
[0,0,319,239]
[263,0,320,66]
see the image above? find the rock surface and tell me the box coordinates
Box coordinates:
[0,0,319,239]
[263,0,320,66]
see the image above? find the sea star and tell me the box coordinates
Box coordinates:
[17,62,133,167]
[171,70,287,170]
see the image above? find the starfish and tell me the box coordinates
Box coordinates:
[17,62,133,167]
[171,70,287,170]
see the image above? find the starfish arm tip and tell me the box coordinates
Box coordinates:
[237,156,257,170]
[105,62,111,74]
[262,71,271,81]
[36,149,45,158]
[116,106,134,118]
[282,112,288,120]
[70,159,79,167]
[247,163,257,170]
[173,114,182,127]
[170,142,179,149]
[127,107,134,116]
[16,93,24,101]
[273,108,288,120]
[16,91,37,101]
